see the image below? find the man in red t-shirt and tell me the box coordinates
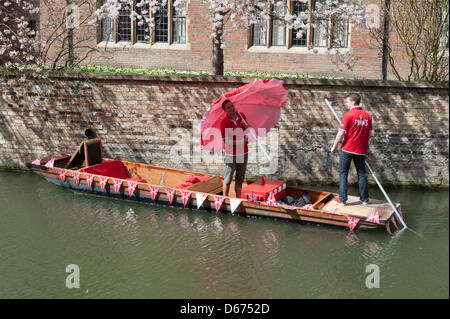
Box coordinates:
[220,99,250,198]
[331,93,372,206]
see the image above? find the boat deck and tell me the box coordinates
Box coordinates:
[322,195,396,222]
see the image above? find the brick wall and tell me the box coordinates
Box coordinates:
[0,72,448,186]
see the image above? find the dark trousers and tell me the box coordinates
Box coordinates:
[339,150,369,203]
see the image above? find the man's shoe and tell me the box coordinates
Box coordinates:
[334,198,346,206]
[359,198,369,205]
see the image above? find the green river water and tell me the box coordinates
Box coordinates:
[0,170,448,299]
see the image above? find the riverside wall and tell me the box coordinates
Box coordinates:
[0,72,448,187]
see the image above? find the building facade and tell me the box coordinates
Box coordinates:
[39,0,410,80]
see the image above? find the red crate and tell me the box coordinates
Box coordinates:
[241,179,287,202]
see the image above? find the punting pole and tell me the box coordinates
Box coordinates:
[235,109,272,162]
[324,98,408,230]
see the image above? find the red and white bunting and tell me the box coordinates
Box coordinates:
[165,188,176,204]
[31,157,42,165]
[148,185,159,201]
[229,198,242,215]
[302,204,315,211]
[127,181,139,197]
[113,178,123,194]
[99,176,109,192]
[58,169,66,183]
[84,173,94,188]
[44,157,55,168]
[366,209,380,224]
[346,216,361,231]
[71,171,81,186]
[264,192,277,207]
[327,208,341,215]
[248,192,259,203]
[196,193,208,209]
[213,195,225,213]
[180,190,192,207]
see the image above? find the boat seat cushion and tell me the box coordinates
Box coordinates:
[80,160,129,179]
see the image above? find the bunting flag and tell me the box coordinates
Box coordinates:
[327,208,341,215]
[264,192,277,207]
[71,171,81,186]
[213,195,225,213]
[99,176,109,192]
[165,188,176,204]
[346,216,361,231]
[31,157,42,165]
[127,181,139,197]
[229,198,243,215]
[302,204,315,211]
[58,169,66,183]
[84,173,94,188]
[366,209,380,224]
[196,193,208,209]
[148,185,159,201]
[44,157,55,168]
[180,190,192,207]
[113,178,123,194]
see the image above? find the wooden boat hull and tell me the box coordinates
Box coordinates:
[26,154,403,232]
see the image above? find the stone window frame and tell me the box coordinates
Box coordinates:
[248,0,351,53]
[96,0,188,48]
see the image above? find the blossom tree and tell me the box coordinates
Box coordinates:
[92,0,368,75]
[1,0,112,80]
[0,0,40,80]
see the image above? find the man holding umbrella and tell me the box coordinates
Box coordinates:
[199,79,289,199]
[220,99,250,198]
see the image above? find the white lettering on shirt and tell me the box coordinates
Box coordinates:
[354,119,369,126]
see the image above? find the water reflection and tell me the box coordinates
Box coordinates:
[345,232,359,247]
[1,171,448,298]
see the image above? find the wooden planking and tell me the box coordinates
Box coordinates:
[186,176,222,193]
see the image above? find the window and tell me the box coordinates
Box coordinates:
[136,2,150,43]
[250,0,350,49]
[272,2,286,46]
[291,0,307,46]
[118,2,132,42]
[154,0,169,42]
[172,0,186,44]
[99,0,186,45]
[101,0,114,42]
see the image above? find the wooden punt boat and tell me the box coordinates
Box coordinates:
[25,139,404,233]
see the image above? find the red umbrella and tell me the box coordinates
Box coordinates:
[200,78,288,158]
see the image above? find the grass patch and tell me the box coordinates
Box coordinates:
[61,65,346,80]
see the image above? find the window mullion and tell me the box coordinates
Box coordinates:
[287,0,292,48]
[307,0,312,46]
[267,1,272,48]
[150,6,155,44]
[168,0,173,44]
[132,0,136,44]
[328,16,333,49]
[114,16,119,43]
